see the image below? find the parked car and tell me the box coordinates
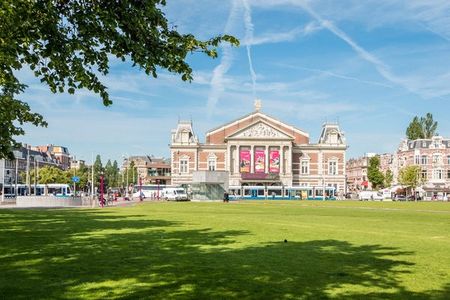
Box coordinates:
[394,194,406,201]
[359,191,384,201]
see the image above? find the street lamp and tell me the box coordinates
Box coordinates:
[100,172,104,207]
[139,176,143,201]
[122,154,129,200]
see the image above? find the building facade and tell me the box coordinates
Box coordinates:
[122,156,171,185]
[1,145,63,196]
[170,106,347,198]
[33,145,71,169]
[396,136,450,197]
[346,153,394,192]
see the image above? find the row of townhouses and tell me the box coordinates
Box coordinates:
[0,144,71,188]
[346,135,450,198]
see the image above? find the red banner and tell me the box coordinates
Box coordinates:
[254,150,265,173]
[269,150,280,173]
[240,150,250,173]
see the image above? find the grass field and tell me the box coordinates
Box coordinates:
[0,201,449,299]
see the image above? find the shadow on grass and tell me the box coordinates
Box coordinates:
[0,209,448,299]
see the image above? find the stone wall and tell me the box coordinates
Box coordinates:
[16,196,92,207]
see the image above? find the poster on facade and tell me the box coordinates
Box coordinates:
[240,150,251,173]
[269,150,280,173]
[254,150,265,173]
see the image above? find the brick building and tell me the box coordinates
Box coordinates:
[396,136,450,198]
[122,156,171,185]
[33,145,71,170]
[346,153,394,192]
[170,104,347,199]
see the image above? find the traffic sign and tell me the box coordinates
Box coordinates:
[72,176,80,183]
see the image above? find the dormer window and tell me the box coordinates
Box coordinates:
[329,132,338,144]
[181,131,189,143]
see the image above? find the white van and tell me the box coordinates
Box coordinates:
[162,187,189,201]
[359,191,383,201]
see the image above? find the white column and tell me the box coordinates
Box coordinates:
[280,146,284,175]
[226,145,230,172]
[287,145,292,174]
[250,145,254,173]
[235,145,240,175]
[265,145,269,173]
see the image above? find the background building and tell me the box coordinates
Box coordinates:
[33,145,71,170]
[346,153,394,192]
[170,103,347,199]
[122,155,171,185]
[396,136,450,198]
[1,145,63,196]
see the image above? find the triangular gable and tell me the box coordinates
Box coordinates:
[226,120,294,140]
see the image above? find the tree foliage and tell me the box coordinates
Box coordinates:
[406,113,438,140]
[93,155,103,185]
[384,169,393,188]
[21,165,70,185]
[420,113,438,139]
[0,0,239,159]
[367,156,384,190]
[406,116,424,140]
[398,166,421,190]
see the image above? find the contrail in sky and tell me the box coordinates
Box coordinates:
[242,0,257,98]
[207,0,240,117]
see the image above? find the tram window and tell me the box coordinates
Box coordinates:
[316,190,323,197]
[268,189,281,196]
[244,189,251,196]
[258,189,265,196]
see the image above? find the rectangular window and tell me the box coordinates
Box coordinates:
[447,169,450,179]
[208,158,216,171]
[432,169,442,180]
[328,161,337,175]
[447,156,450,165]
[421,169,427,180]
[301,160,309,174]
[414,155,420,165]
[421,155,428,165]
[180,159,188,174]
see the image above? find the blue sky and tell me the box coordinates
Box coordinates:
[18,0,450,165]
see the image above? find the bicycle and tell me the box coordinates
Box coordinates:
[98,195,113,207]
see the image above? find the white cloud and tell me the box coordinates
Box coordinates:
[245,22,321,46]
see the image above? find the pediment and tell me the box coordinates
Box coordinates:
[226,121,294,140]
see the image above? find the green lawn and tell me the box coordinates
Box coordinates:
[0,201,449,299]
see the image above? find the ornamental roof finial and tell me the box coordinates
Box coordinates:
[254,98,262,112]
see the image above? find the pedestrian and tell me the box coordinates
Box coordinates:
[223,192,229,203]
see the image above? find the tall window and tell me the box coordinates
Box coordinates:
[447,156,450,165]
[328,160,337,175]
[447,169,450,179]
[414,155,420,165]
[179,159,188,174]
[208,157,216,171]
[421,155,428,165]
[432,169,443,180]
[301,160,309,174]
[421,169,427,180]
